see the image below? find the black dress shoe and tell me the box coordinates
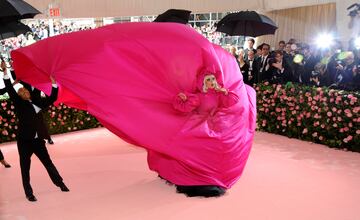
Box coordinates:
[26,195,37,202]
[59,183,70,192]
[4,164,11,168]
[176,185,226,197]
[48,139,54,144]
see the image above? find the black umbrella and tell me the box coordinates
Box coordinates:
[154,9,191,24]
[0,0,40,20]
[216,11,278,37]
[0,20,31,40]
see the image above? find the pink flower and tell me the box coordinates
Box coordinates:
[339,128,344,133]
[2,130,8,136]
[319,136,324,141]
[312,132,318,137]
[327,112,332,117]
[302,128,308,134]
[346,113,353,118]
[333,123,338,128]
[332,107,337,112]
[344,127,349,132]
[11,134,16,138]
[321,124,325,128]
[356,130,360,135]
[344,109,351,114]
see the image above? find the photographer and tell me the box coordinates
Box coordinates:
[310,63,331,87]
[334,52,357,89]
[293,45,319,85]
[268,50,292,84]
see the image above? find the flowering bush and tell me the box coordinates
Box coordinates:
[256,82,360,152]
[0,102,101,143]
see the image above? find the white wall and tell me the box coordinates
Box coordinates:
[26,0,335,18]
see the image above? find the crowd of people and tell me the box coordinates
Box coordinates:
[231,38,360,91]
[0,20,94,57]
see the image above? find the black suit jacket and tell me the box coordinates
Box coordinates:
[245,59,260,85]
[4,78,58,140]
[256,55,272,82]
[294,55,318,85]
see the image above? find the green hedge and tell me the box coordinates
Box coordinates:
[1,84,359,152]
[256,82,360,152]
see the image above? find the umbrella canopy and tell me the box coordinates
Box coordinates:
[216,11,278,37]
[154,9,191,24]
[0,20,30,40]
[0,0,40,20]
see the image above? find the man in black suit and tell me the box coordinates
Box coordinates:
[1,61,69,202]
[293,45,318,85]
[11,67,55,145]
[244,38,257,61]
[256,43,272,82]
[245,50,260,85]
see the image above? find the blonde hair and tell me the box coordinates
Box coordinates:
[203,74,220,93]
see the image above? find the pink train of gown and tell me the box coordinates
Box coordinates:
[11,22,256,188]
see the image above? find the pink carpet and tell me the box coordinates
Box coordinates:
[0,128,359,220]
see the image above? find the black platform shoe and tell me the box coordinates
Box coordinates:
[176,185,226,197]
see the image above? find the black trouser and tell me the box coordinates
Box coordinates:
[0,149,4,161]
[17,138,63,197]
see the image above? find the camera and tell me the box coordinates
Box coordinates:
[311,70,320,77]
[348,3,360,17]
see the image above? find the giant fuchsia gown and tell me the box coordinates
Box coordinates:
[11,22,256,189]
